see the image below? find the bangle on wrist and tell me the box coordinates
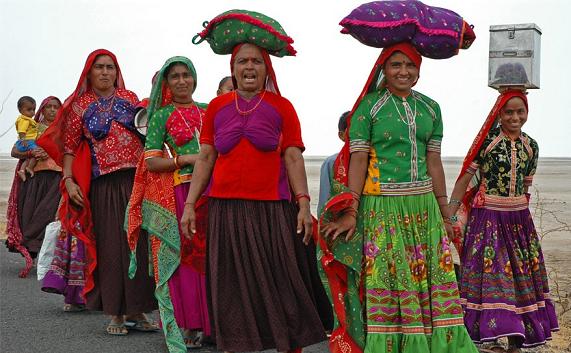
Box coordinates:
[295,193,310,203]
[173,156,181,169]
[449,198,461,206]
[62,175,73,183]
[435,194,447,199]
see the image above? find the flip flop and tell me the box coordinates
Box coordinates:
[106,322,128,336]
[184,332,203,349]
[128,320,159,332]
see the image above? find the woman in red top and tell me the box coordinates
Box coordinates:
[38,49,157,336]
[181,43,326,352]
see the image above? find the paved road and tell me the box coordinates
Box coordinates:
[0,247,329,353]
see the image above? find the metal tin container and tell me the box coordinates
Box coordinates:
[489,23,542,89]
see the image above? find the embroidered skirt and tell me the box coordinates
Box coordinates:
[459,201,559,347]
[207,198,326,352]
[86,169,157,315]
[17,170,61,255]
[360,193,477,353]
[42,230,86,305]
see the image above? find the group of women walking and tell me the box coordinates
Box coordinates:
[5,7,559,353]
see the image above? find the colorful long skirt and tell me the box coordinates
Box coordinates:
[42,229,85,305]
[86,169,157,315]
[170,182,210,335]
[459,204,559,347]
[207,198,326,352]
[360,193,477,353]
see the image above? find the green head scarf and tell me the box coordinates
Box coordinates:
[147,56,198,121]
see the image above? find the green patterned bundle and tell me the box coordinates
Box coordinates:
[192,9,296,57]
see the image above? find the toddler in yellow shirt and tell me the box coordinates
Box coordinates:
[15,96,38,181]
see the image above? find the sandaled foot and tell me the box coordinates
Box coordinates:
[183,331,203,349]
[63,303,86,312]
[125,314,159,332]
[106,322,128,336]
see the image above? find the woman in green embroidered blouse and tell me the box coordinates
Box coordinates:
[322,43,477,353]
[144,56,210,349]
[448,91,558,352]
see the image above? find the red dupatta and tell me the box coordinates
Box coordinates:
[37,49,126,297]
[319,43,422,353]
[451,90,528,254]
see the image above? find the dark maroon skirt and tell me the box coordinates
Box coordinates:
[207,198,326,352]
[17,170,61,255]
[86,169,157,316]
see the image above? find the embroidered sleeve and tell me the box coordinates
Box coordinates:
[427,102,443,153]
[524,138,539,186]
[144,108,168,157]
[279,97,304,152]
[349,99,372,154]
[63,102,83,155]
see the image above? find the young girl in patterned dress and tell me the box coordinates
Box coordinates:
[449,90,559,353]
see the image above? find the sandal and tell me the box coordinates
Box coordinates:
[106,322,128,336]
[184,331,203,349]
[63,303,86,312]
[128,319,159,332]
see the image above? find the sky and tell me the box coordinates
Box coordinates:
[1,0,569,157]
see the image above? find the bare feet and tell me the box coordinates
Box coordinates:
[25,167,34,178]
[63,303,86,312]
[17,170,26,182]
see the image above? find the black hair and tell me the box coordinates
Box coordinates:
[338,111,350,132]
[163,62,184,78]
[218,76,233,89]
[17,96,35,110]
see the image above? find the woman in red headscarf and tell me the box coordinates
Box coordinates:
[448,91,559,352]
[37,49,157,336]
[6,97,62,277]
[321,43,477,353]
[180,43,326,352]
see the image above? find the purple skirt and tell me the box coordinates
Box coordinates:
[41,230,86,305]
[169,182,210,335]
[459,206,559,347]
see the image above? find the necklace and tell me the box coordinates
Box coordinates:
[173,103,203,132]
[391,95,416,126]
[94,91,116,113]
[234,90,266,115]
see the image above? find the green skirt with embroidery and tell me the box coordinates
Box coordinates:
[359,193,477,353]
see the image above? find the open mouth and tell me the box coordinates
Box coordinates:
[243,73,257,84]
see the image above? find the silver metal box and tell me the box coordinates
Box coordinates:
[489,23,542,89]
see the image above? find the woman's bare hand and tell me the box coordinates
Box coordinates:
[180,204,196,239]
[296,205,313,245]
[321,213,357,242]
[65,179,84,208]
